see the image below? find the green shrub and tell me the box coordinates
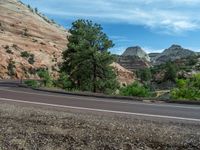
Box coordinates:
[7,60,15,77]
[24,80,39,88]
[171,74,200,100]
[21,51,35,64]
[120,82,150,97]
[28,54,35,64]
[37,69,53,87]
[54,72,72,90]
[21,51,30,58]
[136,68,152,82]
[163,62,177,82]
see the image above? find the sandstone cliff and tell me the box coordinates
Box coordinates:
[0,0,68,79]
[122,46,150,62]
[111,62,135,85]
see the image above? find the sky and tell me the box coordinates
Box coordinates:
[21,0,200,54]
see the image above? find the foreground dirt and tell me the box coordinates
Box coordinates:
[0,103,199,150]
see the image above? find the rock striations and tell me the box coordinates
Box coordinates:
[0,0,68,79]
[117,46,151,71]
[0,0,134,85]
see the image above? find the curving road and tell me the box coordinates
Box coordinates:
[0,81,200,124]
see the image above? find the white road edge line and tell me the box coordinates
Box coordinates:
[0,88,200,110]
[0,97,200,122]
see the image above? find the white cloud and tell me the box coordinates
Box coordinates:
[27,0,200,34]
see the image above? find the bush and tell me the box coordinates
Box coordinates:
[120,82,150,97]
[37,69,53,87]
[54,72,72,90]
[7,60,15,77]
[21,51,30,58]
[28,54,35,64]
[24,80,39,88]
[163,62,177,82]
[6,49,13,54]
[171,74,200,100]
[21,51,35,64]
[136,68,152,82]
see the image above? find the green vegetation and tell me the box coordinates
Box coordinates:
[28,54,35,64]
[136,68,152,82]
[54,72,72,90]
[21,51,35,64]
[120,82,150,97]
[7,60,15,77]
[61,19,119,93]
[21,51,30,58]
[163,62,177,82]
[171,74,200,100]
[24,80,39,88]
[37,69,53,87]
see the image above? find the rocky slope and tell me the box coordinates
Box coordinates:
[0,0,69,79]
[0,0,134,85]
[111,62,135,85]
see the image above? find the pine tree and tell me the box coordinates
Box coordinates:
[61,20,119,93]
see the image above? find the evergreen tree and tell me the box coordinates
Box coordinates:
[61,20,119,93]
[137,68,152,82]
[164,62,177,82]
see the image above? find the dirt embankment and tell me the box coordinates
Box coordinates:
[0,102,199,150]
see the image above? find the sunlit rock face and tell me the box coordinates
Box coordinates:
[122,46,150,62]
[0,0,69,79]
[116,46,151,71]
[111,62,136,86]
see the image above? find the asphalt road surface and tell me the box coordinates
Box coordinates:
[0,81,200,124]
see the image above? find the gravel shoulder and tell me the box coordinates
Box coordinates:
[0,102,200,150]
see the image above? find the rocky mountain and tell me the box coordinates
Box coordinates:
[116,46,151,71]
[154,45,196,64]
[0,0,69,79]
[122,46,150,62]
[117,44,199,72]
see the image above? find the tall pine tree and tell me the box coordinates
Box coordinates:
[61,20,119,93]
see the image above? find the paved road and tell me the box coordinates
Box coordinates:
[0,81,200,123]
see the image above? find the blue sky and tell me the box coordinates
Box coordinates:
[21,0,200,54]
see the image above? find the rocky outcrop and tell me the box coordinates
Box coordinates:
[116,46,151,71]
[117,56,150,71]
[0,0,68,79]
[154,45,196,64]
[111,62,135,85]
[122,46,150,62]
